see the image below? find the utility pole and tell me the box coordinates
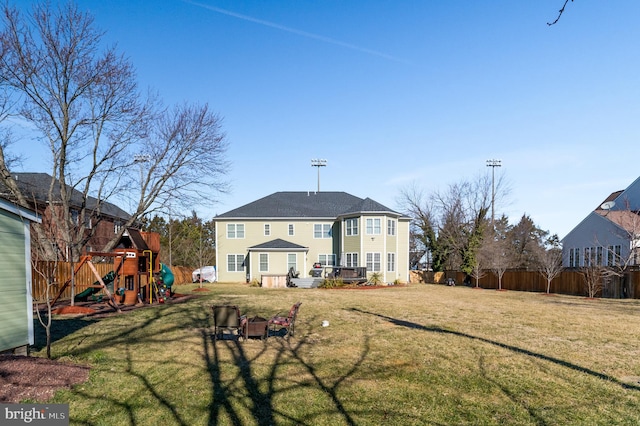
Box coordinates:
[486,159,501,225]
[311,159,327,192]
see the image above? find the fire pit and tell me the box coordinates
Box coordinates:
[244,316,268,340]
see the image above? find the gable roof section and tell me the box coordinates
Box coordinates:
[0,197,41,223]
[217,191,368,219]
[5,173,130,220]
[338,197,402,217]
[595,210,640,234]
[248,238,309,251]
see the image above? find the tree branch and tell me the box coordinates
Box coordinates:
[547,0,573,26]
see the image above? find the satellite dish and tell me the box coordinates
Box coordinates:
[600,201,615,210]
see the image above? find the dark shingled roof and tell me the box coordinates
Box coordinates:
[248,238,308,250]
[596,190,624,211]
[339,197,399,216]
[6,173,130,220]
[217,191,401,219]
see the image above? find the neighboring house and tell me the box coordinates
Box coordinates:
[562,176,640,268]
[0,197,41,354]
[0,173,131,259]
[214,191,410,284]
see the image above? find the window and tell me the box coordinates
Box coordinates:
[584,247,592,267]
[570,248,580,267]
[264,223,270,236]
[345,253,358,267]
[287,253,297,271]
[227,254,245,272]
[607,245,622,266]
[227,223,245,239]
[387,252,395,272]
[114,220,123,234]
[314,223,332,238]
[259,253,269,272]
[387,219,396,236]
[345,218,358,236]
[596,246,603,266]
[288,224,294,236]
[318,254,336,266]
[366,218,381,235]
[366,252,381,272]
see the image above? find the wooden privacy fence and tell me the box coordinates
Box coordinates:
[31,262,196,302]
[410,269,640,299]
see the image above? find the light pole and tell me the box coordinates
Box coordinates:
[311,158,327,192]
[486,159,501,225]
[134,153,151,192]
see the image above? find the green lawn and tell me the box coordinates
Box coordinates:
[35,283,640,425]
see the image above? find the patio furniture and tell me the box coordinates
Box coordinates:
[243,316,269,340]
[212,305,245,341]
[269,302,302,337]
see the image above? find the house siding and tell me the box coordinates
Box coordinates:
[562,212,630,267]
[0,205,37,353]
[215,192,410,283]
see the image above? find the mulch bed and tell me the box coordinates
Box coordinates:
[0,355,90,403]
[52,306,96,315]
[39,293,200,318]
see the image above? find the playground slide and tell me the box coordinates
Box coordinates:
[74,271,116,302]
[159,263,174,288]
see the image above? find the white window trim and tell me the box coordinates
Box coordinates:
[318,253,336,266]
[387,219,396,236]
[287,253,297,271]
[346,218,358,236]
[387,252,395,272]
[227,223,245,239]
[259,253,269,272]
[314,223,332,239]
[366,252,381,272]
[345,252,358,267]
[227,254,244,272]
[366,218,381,235]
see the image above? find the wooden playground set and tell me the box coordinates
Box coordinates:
[50,228,174,314]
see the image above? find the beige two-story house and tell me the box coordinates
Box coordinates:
[214,191,410,284]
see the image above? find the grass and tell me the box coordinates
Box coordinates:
[33,283,640,425]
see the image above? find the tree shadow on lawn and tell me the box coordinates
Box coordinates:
[350,308,640,392]
[32,317,99,353]
[44,301,435,425]
[201,315,432,426]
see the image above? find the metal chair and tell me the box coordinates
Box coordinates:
[212,305,244,341]
[269,302,302,337]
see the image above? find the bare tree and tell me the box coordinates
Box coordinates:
[580,265,604,298]
[433,172,507,277]
[484,215,513,291]
[0,2,229,262]
[397,183,442,270]
[536,236,564,294]
[470,242,489,288]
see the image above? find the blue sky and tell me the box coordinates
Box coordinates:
[11,0,640,238]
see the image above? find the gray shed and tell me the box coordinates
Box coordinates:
[0,198,41,354]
